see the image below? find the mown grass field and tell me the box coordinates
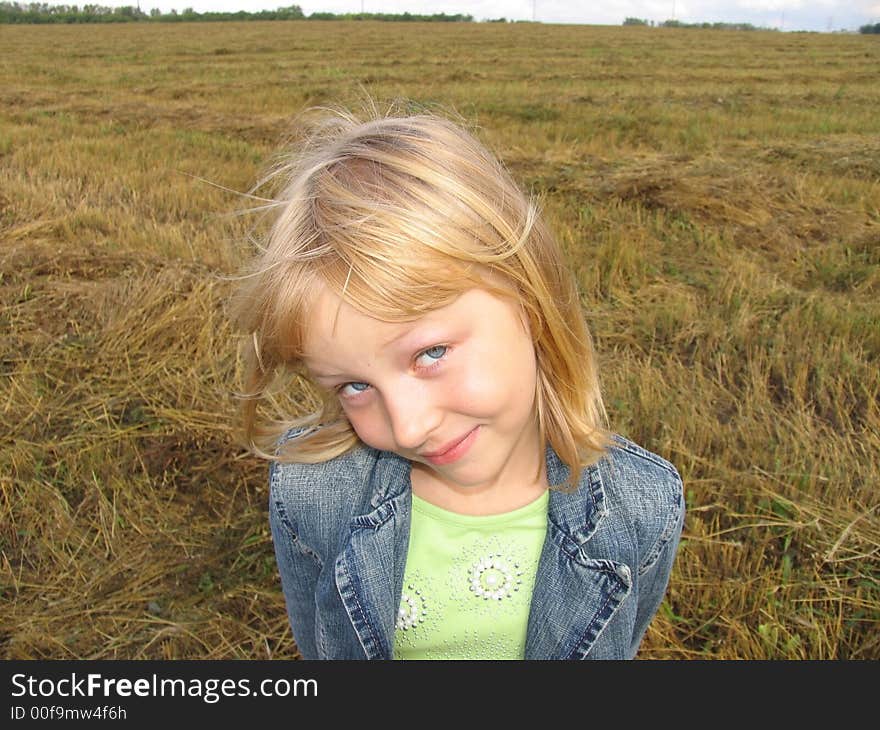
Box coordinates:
[1,20,878,659]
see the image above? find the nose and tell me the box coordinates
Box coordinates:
[383,382,442,452]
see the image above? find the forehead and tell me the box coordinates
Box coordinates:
[301,281,433,369]
[305,281,413,344]
[300,280,521,373]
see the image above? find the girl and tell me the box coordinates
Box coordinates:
[233,100,685,660]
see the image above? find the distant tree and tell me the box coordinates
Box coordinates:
[859,22,880,33]
[0,3,472,24]
[660,18,767,30]
[276,5,304,19]
[623,17,648,26]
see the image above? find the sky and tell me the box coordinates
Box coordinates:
[95,1,878,32]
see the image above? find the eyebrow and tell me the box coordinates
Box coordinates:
[307,322,427,380]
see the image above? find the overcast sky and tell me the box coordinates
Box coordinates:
[98,1,878,32]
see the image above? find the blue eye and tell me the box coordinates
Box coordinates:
[416,345,449,367]
[336,345,450,400]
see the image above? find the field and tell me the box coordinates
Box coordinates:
[1,20,878,659]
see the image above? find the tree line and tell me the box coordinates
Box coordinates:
[626,16,880,33]
[0,3,474,23]
[623,17,773,31]
[3,5,874,29]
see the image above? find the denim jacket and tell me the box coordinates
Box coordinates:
[268,430,685,660]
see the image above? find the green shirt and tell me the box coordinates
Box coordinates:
[393,489,549,660]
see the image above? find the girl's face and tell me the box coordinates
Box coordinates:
[302,284,544,498]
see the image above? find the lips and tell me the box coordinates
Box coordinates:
[421,429,474,457]
[422,426,480,466]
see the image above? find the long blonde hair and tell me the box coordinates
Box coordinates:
[232,98,611,491]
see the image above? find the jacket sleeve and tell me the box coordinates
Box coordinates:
[268,461,324,659]
[629,470,685,657]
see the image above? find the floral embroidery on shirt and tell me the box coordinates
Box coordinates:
[394,493,548,659]
[468,552,524,601]
[447,535,534,618]
[395,535,540,658]
[394,569,441,650]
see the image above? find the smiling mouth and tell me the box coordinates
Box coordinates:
[421,427,479,466]
[421,429,472,457]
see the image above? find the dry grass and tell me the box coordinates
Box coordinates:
[1,21,878,659]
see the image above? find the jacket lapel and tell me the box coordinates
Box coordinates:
[523,532,632,659]
[334,451,412,660]
[524,447,632,659]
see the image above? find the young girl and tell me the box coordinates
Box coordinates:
[233,100,685,660]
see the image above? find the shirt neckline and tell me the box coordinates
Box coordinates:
[411,489,549,527]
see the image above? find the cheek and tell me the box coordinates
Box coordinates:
[343,406,391,449]
[456,348,537,417]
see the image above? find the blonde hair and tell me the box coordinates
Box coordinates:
[232,98,611,491]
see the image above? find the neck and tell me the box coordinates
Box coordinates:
[409,456,548,517]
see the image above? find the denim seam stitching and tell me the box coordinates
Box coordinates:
[612,439,679,477]
[350,498,397,532]
[316,612,328,658]
[567,575,624,660]
[549,517,582,562]
[337,557,381,658]
[271,498,323,565]
[637,474,684,575]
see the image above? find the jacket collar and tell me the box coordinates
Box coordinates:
[543,442,607,546]
[366,442,607,545]
[367,447,412,510]
[336,441,631,659]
